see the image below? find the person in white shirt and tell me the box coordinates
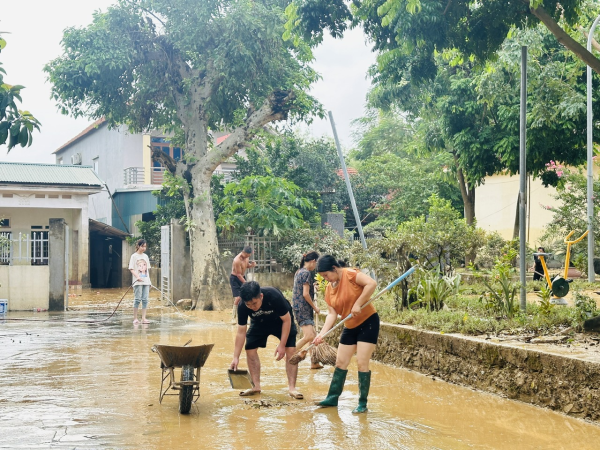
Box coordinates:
[128,239,151,324]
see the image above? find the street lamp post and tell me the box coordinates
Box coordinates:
[587,14,600,282]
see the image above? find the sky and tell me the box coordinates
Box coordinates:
[0,1,376,164]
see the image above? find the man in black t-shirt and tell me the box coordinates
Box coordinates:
[230,281,303,400]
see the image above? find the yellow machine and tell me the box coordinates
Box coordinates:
[533,230,588,304]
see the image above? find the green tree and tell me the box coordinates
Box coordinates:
[217,175,315,236]
[45,0,320,309]
[234,131,340,194]
[288,0,600,77]
[0,37,40,150]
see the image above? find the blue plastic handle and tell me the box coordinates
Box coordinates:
[382,265,417,292]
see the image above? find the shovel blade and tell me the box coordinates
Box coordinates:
[228,369,254,390]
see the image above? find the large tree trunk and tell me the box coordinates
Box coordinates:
[187,169,230,310]
[162,89,296,310]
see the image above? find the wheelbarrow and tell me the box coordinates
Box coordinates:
[151,342,214,414]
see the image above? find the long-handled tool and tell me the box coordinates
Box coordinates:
[289,266,417,365]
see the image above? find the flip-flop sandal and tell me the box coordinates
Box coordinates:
[239,389,261,397]
[289,391,304,400]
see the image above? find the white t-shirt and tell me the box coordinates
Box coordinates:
[129,252,151,286]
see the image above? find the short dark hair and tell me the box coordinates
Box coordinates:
[135,239,147,250]
[240,280,261,303]
[243,246,253,254]
[316,254,342,272]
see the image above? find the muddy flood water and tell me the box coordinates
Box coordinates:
[2,289,600,449]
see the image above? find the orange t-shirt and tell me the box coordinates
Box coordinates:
[324,268,376,329]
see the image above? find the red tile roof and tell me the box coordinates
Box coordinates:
[336,167,358,178]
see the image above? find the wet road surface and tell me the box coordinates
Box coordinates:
[1,289,600,449]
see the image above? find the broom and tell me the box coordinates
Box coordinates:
[289,266,417,366]
[310,313,337,366]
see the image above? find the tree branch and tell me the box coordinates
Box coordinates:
[529,4,600,75]
[151,145,177,174]
[206,89,296,172]
[578,26,600,54]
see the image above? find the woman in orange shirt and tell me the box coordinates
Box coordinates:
[312,255,378,413]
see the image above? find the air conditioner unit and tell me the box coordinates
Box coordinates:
[71,153,82,165]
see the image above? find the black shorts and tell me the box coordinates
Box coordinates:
[340,313,380,345]
[245,325,297,350]
[230,274,243,298]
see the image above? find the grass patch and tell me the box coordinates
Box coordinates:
[376,293,578,336]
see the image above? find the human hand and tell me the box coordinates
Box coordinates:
[274,344,286,361]
[137,277,143,283]
[234,297,241,306]
[250,261,257,268]
[312,335,323,346]
[314,306,320,315]
[230,357,239,371]
[351,303,361,318]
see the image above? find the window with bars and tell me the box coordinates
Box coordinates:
[30,230,49,265]
[0,231,10,265]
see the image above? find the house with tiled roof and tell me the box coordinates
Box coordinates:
[0,162,104,310]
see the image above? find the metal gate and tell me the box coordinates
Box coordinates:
[160,225,171,303]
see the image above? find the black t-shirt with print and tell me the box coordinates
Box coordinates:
[237,287,294,332]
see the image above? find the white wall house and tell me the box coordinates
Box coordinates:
[0,162,103,310]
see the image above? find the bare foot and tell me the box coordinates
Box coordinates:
[141,319,150,324]
[133,319,140,324]
[239,388,261,397]
[289,390,304,400]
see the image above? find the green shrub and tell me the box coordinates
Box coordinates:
[409,267,461,312]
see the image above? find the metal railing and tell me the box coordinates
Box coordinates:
[151,167,166,185]
[0,231,49,266]
[124,167,145,185]
[218,235,283,273]
[124,166,167,185]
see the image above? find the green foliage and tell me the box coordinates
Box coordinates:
[474,232,510,269]
[276,226,352,272]
[133,172,226,259]
[45,0,320,131]
[217,175,315,236]
[375,292,577,336]
[409,267,461,312]
[478,247,520,319]
[541,168,600,261]
[536,284,555,317]
[0,38,40,150]
[352,194,482,308]
[572,291,598,325]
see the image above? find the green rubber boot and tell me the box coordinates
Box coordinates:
[352,371,371,414]
[317,367,348,407]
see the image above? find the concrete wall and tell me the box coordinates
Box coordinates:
[48,219,66,311]
[246,272,294,292]
[0,266,49,310]
[475,174,556,244]
[171,220,191,302]
[326,321,600,421]
[0,202,90,286]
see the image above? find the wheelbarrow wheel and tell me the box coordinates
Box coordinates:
[179,364,194,414]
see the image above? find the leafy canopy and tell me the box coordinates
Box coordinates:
[45,0,321,134]
[216,175,316,236]
[0,37,41,150]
